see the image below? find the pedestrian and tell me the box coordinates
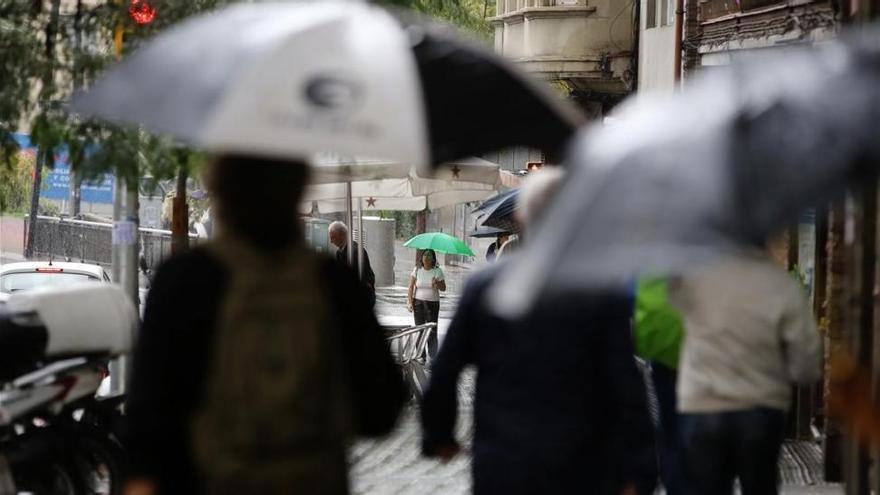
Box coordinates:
[485,232,509,262]
[328,221,376,308]
[421,167,657,495]
[633,277,685,495]
[407,248,445,358]
[494,235,519,259]
[123,155,406,495]
[668,246,822,495]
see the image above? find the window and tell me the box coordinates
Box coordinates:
[660,0,669,26]
[0,272,99,293]
[646,0,657,28]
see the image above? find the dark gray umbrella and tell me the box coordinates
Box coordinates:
[487,28,880,316]
[469,225,510,238]
[473,188,519,232]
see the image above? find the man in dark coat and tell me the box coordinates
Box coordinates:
[329,221,376,307]
[420,168,657,495]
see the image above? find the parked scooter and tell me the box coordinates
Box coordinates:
[0,284,137,495]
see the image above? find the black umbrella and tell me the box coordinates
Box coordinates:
[473,188,517,216]
[487,27,880,316]
[473,188,520,233]
[469,225,511,238]
[408,20,582,166]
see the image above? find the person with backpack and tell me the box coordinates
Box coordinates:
[123,155,406,495]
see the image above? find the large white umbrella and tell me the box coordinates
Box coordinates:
[70,3,582,171]
[305,156,501,212]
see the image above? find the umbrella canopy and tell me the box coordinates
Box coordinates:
[474,188,520,233]
[487,28,880,316]
[473,188,517,216]
[404,232,475,256]
[304,157,501,213]
[469,226,510,238]
[70,3,582,170]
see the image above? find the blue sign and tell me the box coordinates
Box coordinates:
[12,133,115,204]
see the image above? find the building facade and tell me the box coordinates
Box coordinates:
[489,0,638,117]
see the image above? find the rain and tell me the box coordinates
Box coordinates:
[0,1,878,494]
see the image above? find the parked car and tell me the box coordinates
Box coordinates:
[0,261,111,297]
[0,260,150,312]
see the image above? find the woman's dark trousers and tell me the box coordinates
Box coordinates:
[413,299,440,358]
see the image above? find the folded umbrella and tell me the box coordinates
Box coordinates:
[71,3,582,170]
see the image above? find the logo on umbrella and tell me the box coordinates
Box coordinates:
[304,75,363,112]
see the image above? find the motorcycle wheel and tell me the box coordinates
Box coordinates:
[66,433,127,495]
[13,461,79,495]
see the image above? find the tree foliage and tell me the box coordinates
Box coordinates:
[380,0,494,40]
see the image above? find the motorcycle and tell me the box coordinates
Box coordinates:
[0,284,137,495]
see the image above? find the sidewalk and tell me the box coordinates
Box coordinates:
[349,373,842,494]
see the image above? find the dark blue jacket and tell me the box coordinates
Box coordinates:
[421,260,657,494]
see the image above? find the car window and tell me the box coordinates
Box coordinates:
[0,272,100,294]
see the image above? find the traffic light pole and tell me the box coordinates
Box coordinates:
[109,174,139,395]
[108,24,141,396]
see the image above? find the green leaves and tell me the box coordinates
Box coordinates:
[0,0,491,194]
[379,0,494,40]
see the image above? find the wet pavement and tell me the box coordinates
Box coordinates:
[350,371,476,495]
[350,382,844,495]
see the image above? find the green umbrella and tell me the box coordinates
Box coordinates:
[404,232,475,257]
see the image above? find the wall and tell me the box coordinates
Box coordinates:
[637,0,677,93]
[490,1,635,94]
[638,26,676,92]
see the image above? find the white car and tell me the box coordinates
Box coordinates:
[0,261,111,304]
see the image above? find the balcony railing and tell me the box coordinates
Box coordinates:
[698,0,799,21]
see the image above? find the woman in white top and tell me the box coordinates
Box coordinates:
[407,249,446,357]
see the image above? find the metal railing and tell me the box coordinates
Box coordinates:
[385,322,436,399]
[25,215,199,271]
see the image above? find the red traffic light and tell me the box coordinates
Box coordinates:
[129,0,156,25]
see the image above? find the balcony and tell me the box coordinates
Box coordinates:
[489,0,635,95]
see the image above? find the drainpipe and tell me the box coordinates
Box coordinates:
[673,0,684,87]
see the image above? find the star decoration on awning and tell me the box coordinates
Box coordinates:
[366,197,377,207]
[451,165,461,179]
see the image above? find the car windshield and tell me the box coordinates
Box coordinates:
[0,272,100,294]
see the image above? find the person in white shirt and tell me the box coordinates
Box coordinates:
[668,248,822,495]
[407,249,446,357]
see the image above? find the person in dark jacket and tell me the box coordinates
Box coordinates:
[420,168,657,495]
[124,155,406,495]
[329,221,376,308]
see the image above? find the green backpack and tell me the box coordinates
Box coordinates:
[633,278,684,370]
[190,237,354,495]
